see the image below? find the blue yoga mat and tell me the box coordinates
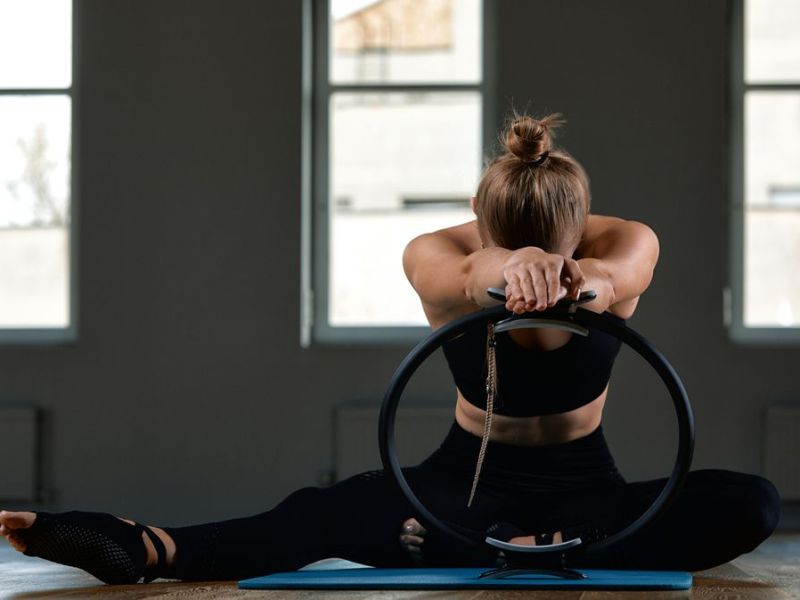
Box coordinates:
[239,567,693,590]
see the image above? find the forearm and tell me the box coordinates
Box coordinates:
[575,258,616,313]
[462,247,513,306]
[464,246,584,311]
[576,219,659,313]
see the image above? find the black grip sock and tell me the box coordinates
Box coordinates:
[17,511,153,585]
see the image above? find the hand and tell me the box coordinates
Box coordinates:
[502,247,585,314]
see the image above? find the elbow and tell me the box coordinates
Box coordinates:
[462,260,479,305]
[632,221,660,295]
[599,265,618,312]
[631,220,660,266]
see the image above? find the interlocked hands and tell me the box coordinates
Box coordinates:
[502,247,585,314]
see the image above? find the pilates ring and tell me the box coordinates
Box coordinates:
[378,297,695,563]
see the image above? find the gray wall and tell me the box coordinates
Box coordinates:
[0,0,796,526]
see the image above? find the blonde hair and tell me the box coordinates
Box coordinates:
[474,113,591,251]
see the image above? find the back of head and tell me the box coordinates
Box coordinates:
[474,113,591,252]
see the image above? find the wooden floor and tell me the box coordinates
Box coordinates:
[1,534,798,599]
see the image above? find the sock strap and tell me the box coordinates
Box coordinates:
[534,531,554,545]
[139,524,167,583]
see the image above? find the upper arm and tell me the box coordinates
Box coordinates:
[579,217,660,305]
[402,232,472,315]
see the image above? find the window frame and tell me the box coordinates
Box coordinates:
[728,0,800,344]
[0,0,78,346]
[301,0,495,346]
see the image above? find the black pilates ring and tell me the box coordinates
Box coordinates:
[379,303,695,558]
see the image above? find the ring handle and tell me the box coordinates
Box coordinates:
[494,317,589,336]
[486,535,583,553]
[378,304,695,558]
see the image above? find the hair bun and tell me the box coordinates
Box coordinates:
[504,113,564,164]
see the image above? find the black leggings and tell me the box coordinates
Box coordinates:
[161,421,781,581]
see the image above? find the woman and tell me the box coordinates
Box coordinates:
[0,114,781,584]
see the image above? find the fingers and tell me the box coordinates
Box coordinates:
[506,272,546,313]
[402,518,427,536]
[544,263,562,307]
[400,519,426,547]
[506,271,556,312]
[518,276,537,312]
[399,518,425,563]
[562,258,586,300]
[555,283,569,303]
[530,269,548,311]
[399,534,425,546]
[503,250,583,312]
[505,279,526,314]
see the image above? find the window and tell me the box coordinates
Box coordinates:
[729,0,800,342]
[0,0,75,344]
[303,0,492,344]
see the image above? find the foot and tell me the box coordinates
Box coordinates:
[0,510,33,553]
[398,517,563,561]
[0,511,175,583]
[485,521,564,546]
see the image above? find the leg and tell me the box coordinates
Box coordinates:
[403,469,781,572]
[0,456,513,583]
[160,473,413,581]
[556,469,781,571]
[0,510,177,584]
[0,471,415,584]
[161,462,513,581]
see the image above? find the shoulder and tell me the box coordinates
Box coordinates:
[402,221,482,325]
[579,215,659,258]
[403,221,478,270]
[577,215,660,320]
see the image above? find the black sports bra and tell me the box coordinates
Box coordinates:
[441,312,625,417]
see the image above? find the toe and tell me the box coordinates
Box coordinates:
[0,511,36,530]
[3,532,27,553]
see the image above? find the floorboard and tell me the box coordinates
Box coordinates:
[1,534,797,599]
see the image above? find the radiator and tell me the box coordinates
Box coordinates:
[765,406,800,500]
[334,405,454,481]
[0,406,39,501]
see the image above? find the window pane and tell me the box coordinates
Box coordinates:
[0,95,71,327]
[745,0,800,83]
[330,0,481,84]
[744,91,800,327]
[329,91,481,326]
[0,0,72,88]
